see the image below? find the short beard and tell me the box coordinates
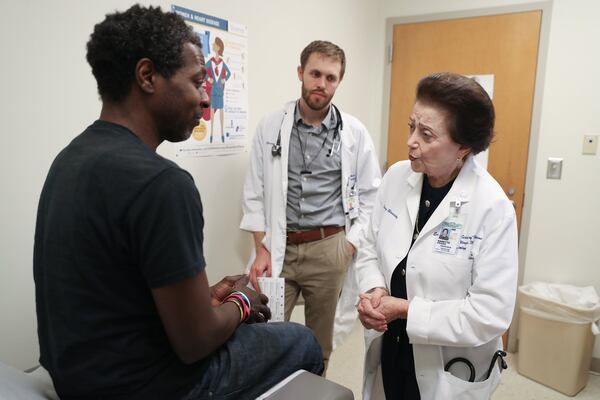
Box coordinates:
[301,83,333,112]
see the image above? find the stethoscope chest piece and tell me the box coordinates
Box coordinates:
[271,143,282,157]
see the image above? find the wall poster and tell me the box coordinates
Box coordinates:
[172,5,248,156]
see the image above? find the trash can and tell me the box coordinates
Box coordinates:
[517,282,600,396]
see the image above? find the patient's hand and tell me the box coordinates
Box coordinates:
[210,275,272,323]
[238,285,271,323]
[209,274,247,306]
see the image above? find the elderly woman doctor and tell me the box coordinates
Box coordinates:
[356,73,518,400]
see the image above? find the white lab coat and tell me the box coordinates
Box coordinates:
[240,100,381,346]
[356,156,518,400]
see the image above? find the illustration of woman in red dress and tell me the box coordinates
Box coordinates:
[206,37,231,143]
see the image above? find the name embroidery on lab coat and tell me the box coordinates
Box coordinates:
[458,234,483,260]
[383,204,398,219]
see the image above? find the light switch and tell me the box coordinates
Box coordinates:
[547,157,562,179]
[583,135,598,155]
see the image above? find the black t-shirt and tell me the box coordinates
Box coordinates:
[34,120,207,399]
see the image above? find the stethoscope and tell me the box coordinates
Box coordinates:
[444,350,508,382]
[271,103,343,158]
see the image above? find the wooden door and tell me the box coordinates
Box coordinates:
[387,11,542,228]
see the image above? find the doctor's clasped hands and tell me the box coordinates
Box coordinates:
[357,288,409,333]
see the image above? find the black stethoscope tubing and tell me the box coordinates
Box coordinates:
[271,103,343,158]
[444,350,507,383]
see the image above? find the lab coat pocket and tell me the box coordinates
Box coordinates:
[427,257,473,300]
[437,364,500,400]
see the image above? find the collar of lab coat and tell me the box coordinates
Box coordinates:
[276,102,296,198]
[406,155,479,242]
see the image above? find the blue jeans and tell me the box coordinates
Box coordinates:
[182,322,324,400]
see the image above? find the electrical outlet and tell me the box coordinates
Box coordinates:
[583,135,598,155]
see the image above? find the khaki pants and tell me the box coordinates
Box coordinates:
[280,231,353,371]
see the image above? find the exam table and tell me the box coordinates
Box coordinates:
[0,362,353,399]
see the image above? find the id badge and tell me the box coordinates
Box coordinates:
[346,189,359,219]
[434,201,467,255]
[345,174,359,219]
[331,138,342,155]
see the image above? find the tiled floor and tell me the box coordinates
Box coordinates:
[293,306,600,400]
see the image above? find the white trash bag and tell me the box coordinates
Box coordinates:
[518,282,600,334]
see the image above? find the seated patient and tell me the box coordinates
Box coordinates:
[33,5,323,400]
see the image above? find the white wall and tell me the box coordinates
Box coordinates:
[2,0,599,370]
[0,0,381,369]
[378,0,600,358]
[521,0,600,358]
